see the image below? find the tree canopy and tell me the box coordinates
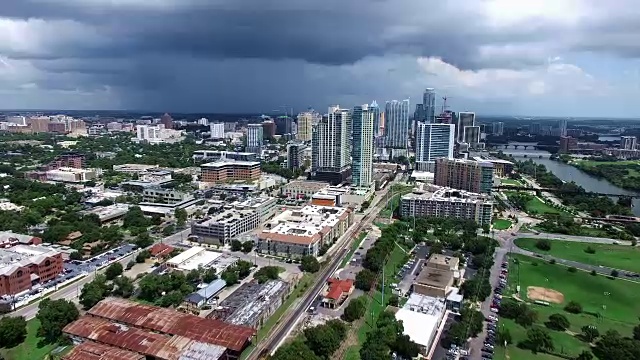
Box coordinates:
[36,299,79,344]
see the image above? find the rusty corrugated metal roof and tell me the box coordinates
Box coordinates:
[63,316,228,360]
[87,298,255,352]
[63,342,144,360]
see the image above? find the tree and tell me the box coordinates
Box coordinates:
[241,241,254,253]
[202,267,217,283]
[497,327,512,347]
[584,246,596,254]
[354,269,376,291]
[581,325,600,343]
[516,308,538,328]
[535,239,552,251]
[112,276,135,298]
[575,351,594,360]
[521,327,554,354]
[162,224,175,236]
[393,334,420,359]
[360,339,389,360]
[36,299,79,344]
[593,330,640,360]
[271,339,320,360]
[69,251,83,261]
[174,208,188,228]
[253,266,280,283]
[0,316,27,348]
[104,262,123,280]
[304,320,346,359]
[80,275,113,310]
[230,240,243,252]
[235,260,253,278]
[300,255,320,273]
[633,323,640,341]
[547,313,570,331]
[221,269,239,286]
[611,269,619,277]
[123,206,151,229]
[134,232,154,248]
[135,250,150,263]
[564,301,583,314]
[342,297,366,322]
[388,294,399,307]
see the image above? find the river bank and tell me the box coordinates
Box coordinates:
[570,159,640,191]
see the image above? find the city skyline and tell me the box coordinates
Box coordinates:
[1,1,640,117]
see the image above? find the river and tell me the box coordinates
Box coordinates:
[501,143,640,215]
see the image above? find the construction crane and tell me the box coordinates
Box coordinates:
[441,96,450,113]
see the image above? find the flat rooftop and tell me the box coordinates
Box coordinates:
[282,180,328,190]
[415,266,453,289]
[259,205,349,245]
[86,204,130,220]
[402,187,492,204]
[196,209,256,226]
[201,160,260,168]
[427,254,459,269]
[213,280,289,326]
[396,293,446,348]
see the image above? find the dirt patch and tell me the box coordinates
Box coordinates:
[527,286,565,304]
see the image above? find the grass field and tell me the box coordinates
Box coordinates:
[493,253,640,359]
[344,244,408,360]
[514,238,640,273]
[525,196,564,215]
[500,178,524,186]
[1,319,58,360]
[492,219,513,230]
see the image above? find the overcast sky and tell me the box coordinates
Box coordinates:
[1,0,640,117]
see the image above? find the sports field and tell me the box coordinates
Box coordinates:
[492,219,512,230]
[493,254,640,359]
[514,238,640,273]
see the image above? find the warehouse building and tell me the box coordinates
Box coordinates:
[166,247,237,274]
[209,279,290,329]
[183,279,227,310]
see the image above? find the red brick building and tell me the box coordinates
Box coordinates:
[0,246,64,296]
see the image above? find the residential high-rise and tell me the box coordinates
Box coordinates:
[160,113,173,129]
[287,142,305,170]
[415,123,455,172]
[434,158,494,194]
[352,104,375,189]
[492,122,504,136]
[210,123,225,139]
[435,110,454,124]
[311,106,351,184]
[262,120,276,139]
[275,116,294,135]
[456,112,475,142]
[559,136,577,153]
[423,88,436,123]
[400,188,493,226]
[558,119,568,137]
[384,99,410,152]
[413,103,424,136]
[463,126,481,146]
[296,111,320,142]
[530,123,541,135]
[246,124,264,155]
[620,136,638,150]
[370,101,381,137]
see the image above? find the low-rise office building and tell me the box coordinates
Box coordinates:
[45,167,96,183]
[231,197,277,223]
[142,188,193,204]
[191,209,259,245]
[193,150,257,162]
[85,204,130,224]
[280,180,328,199]
[0,245,64,296]
[166,247,238,274]
[400,186,493,226]
[200,160,261,183]
[256,205,352,259]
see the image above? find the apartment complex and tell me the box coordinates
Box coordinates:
[286,142,305,170]
[400,187,493,225]
[200,160,261,183]
[415,123,455,172]
[134,124,184,144]
[311,106,352,184]
[246,124,264,155]
[434,158,494,194]
[256,205,352,259]
[621,136,637,150]
[0,245,64,296]
[296,111,320,142]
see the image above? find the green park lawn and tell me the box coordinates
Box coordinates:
[514,237,640,273]
[492,219,513,230]
[494,254,640,360]
[525,196,564,215]
[1,319,59,360]
[500,178,523,186]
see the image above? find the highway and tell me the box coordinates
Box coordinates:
[245,181,397,360]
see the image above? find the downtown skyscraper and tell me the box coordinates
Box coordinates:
[456,112,476,142]
[423,88,437,123]
[415,123,454,172]
[311,106,352,184]
[246,123,264,155]
[296,110,320,142]
[352,104,375,190]
[384,99,410,156]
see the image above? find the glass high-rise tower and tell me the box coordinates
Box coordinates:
[352,104,375,189]
[384,99,410,150]
[423,88,437,123]
[415,123,454,172]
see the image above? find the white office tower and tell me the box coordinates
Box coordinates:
[384,99,410,156]
[464,126,481,146]
[558,119,568,137]
[370,101,381,137]
[6,116,26,126]
[415,123,455,172]
[456,112,475,142]
[423,88,437,123]
[296,110,320,142]
[352,104,375,190]
[311,106,351,184]
[197,118,209,126]
[621,136,638,150]
[246,124,264,155]
[492,122,504,136]
[210,123,225,139]
[137,124,161,141]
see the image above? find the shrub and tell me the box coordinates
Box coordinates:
[564,301,583,314]
[568,267,578,273]
[535,239,552,251]
[610,269,619,278]
[546,313,570,331]
[591,270,597,276]
[584,246,596,254]
[549,259,556,264]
